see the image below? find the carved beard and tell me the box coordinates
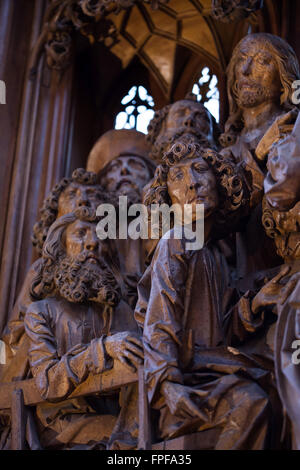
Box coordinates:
[236,82,277,108]
[150,127,213,163]
[53,252,120,305]
[116,180,142,205]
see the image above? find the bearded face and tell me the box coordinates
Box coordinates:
[234,40,282,109]
[236,80,276,108]
[151,100,215,162]
[53,250,120,305]
[99,155,152,205]
[50,219,120,305]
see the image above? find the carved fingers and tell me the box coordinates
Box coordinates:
[270,265,291,285]
[105,332,144,372]
[252,265,292,313]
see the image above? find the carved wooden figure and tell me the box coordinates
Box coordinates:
[147,93,220,164]
[219,33,300,280]
[1,169,108,384]
[248,130,300,447]
[135,141,279,449]
[21,208,142,449]
[87,129,156,293]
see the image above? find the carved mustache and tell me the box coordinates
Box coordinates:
[116,179,140,192]
[76,251,103,266]
[173,128,210,145]
[238,79,264,90]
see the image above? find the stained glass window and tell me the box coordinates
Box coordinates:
[115,86,155,134]
[192,67,220,122]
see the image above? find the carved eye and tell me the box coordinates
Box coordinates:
[172,171,183,181]
[76,229,86,237]
[129,159,145,170]
[257,58,266,65]
[237,54,247,64]
[256,55,270,66]
[109,163,120,172]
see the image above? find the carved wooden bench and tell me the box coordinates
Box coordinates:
[0,361,137,449]
[0,365,214,450]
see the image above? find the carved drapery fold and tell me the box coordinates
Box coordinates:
[0,1,75,335]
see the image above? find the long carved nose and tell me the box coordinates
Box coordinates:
[242,57,253,76]
[78,199,90,207]
[184,115,194,127]
[77,190,90,207]
[85,233,99,252]
[188,173,199,190]
[121,166,130,176]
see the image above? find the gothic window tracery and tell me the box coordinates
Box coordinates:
[115,85,155,134]
[192,66,220,122]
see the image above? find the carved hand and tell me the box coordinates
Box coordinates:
[161,381,205,421]
[252,265,292,314]
[104,332,144,372]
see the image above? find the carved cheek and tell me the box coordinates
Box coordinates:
[202,173,216,191]
[66,239,76,256]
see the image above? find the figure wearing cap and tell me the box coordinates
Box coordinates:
[87,129,156,298]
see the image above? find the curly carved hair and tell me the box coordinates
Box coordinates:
[32,168,101,255]
[262,196,300,260]
[146,104,171,146]
[220,33,300,148]
[143,140,249,240]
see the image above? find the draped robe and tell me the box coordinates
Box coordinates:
[23,297,139,449]
[135,231,281,449]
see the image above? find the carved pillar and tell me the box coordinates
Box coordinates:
[0,0,75,334]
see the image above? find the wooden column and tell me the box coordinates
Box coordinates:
[0,0,75,334]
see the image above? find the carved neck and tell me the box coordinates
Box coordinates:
[241,101,282,132]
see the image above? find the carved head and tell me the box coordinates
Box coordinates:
[262,196,300,262]
[221,33,300,146]
[165,149,219,222]
[87,129,155,204]
[32,168,107,255]
[147,94,220,163]
[99,155,153,205]
[31,207,120,305]
[144,140,248,239]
